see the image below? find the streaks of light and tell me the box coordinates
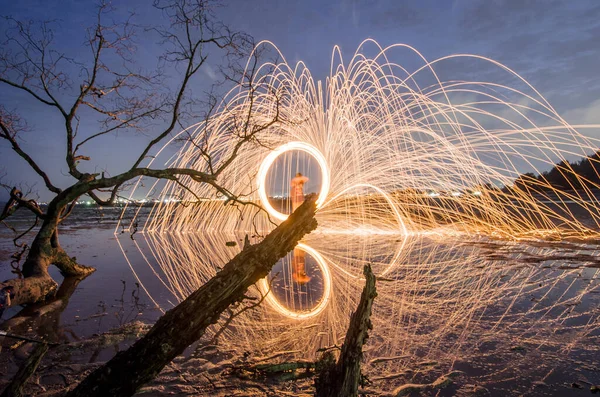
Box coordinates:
[125,40,600,239]
[116,40,600,389]
[118,229,600,390]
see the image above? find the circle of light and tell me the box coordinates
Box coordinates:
[324,183,409,236]
[257,141,330,221]
[258,243,332,320]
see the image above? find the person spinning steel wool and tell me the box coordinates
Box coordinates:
[290,172,311,284]
[290,172,309,211]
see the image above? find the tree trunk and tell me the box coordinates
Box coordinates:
[65,196,318,397]
[1,273,91,343]
[315,264,377,397]
[0,277,58,309]
[1,198,95,308]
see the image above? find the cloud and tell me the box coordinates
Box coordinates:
[202,63,218,81]
[455,1,600,79]
[451,0,600,123]
[562,98,600,126]
[365,1,427,30]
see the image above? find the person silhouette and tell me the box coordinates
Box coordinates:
[290,172,311,284]
[290,172,309,211]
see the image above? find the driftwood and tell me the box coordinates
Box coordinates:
[233,360,315,378]
[0,232,95,309]
[393,371,463,396]
[315,264,377,397]
[65,196,318,397]
[252,361,315,374]
[1,342,48,397]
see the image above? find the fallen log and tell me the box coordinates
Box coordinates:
[1,273,91,344]
[230,360,316,383]
[0,243,95,309]
[65,196,318,397]
[252,361,315,374]
[393,371,463,396]
[315,264,377,397]
[0,276,57,309]
[1,342,48,397]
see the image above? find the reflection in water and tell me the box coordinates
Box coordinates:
[0,275,90,344]
[119,230,600,385]
[292,247,310,285]
[259,243,331,319]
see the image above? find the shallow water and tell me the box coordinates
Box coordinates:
[0,207,164,340]
[1,206,599,395]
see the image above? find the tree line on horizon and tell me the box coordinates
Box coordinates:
[508,149,600,194]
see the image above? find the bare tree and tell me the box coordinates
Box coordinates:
[0,1,279,307]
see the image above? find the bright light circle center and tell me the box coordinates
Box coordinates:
[257,141,330,221]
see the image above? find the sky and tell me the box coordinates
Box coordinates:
[1,0,600,201]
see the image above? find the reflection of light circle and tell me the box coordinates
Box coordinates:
[257,141,330,221]
[259,243,332,319]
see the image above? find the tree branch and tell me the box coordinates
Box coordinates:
[0,110,61,194]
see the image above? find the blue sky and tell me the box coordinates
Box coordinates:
[1,0,600,201]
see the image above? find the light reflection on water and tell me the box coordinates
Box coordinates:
[1,207,599,392]
[117,228,600,390]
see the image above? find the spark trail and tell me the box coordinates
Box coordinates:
[117,41,600,391]
[124,40,600,239]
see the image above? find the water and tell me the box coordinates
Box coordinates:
[0,206,163,340]
[1,206,599,395]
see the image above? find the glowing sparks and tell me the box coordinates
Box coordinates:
[126,40,600,239]
[116,41,600,386]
